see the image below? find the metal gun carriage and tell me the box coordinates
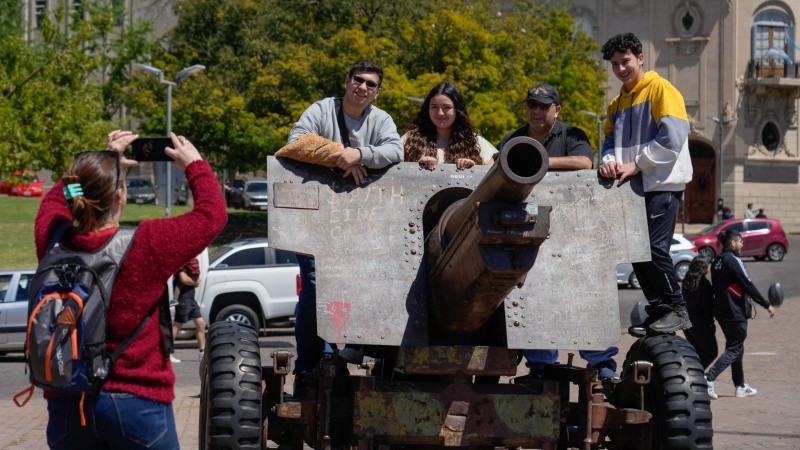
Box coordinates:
[200,138,713,449]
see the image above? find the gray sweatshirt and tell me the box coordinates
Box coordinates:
[287,97,403,169]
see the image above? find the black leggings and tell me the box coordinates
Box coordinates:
[684,324,719,369]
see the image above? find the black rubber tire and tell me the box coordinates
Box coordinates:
[612,334,713,449]
[766,243,786,261]
[200,321,263,450]
[216,304,260,330]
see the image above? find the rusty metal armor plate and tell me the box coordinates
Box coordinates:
[267,157,649,350]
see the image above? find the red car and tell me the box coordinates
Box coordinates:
[688,218,789,261]
[6,171,43,197]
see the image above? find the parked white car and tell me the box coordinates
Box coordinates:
[182,238,300,332]
[616,233,698,289]
[0,269,35,354]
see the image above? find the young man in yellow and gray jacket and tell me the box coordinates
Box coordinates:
[598,32,694,336]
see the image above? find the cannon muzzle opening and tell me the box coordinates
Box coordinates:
[499,136,549,190]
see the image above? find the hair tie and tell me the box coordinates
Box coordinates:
[63,183,84,200]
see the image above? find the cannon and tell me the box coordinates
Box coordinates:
[200,138,713,449]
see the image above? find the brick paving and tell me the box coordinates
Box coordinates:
[3,296,798,449]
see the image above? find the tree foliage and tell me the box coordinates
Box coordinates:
[2,1,606,176]
[0,1,156,178]
[128,0,606,173]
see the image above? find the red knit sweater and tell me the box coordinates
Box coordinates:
[34,160,227,403]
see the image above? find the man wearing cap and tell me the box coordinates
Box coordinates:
[497,83,593,170]
[499,84,618,383]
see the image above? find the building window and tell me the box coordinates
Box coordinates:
[752,9,794,75]
[761,121,780,151]
[35,0,47,29]
[674,3,701,38]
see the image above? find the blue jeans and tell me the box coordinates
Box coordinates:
[47,391,178,450]
[294,255,333,374]
[524,347,619,372]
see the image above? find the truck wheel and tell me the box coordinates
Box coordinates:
[612,334,713,449]
[217,304,260,330]
[200,321,263,450]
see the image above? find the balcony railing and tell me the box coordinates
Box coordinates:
[747,60,800,79]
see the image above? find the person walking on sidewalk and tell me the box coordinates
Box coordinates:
[597,32,693,336]
[681,256,717,369]
[171,257,206,363]
[744,203,755,219]
[705,229,776,399]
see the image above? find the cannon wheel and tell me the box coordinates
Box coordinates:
[611,334,713,449]
[200,321,263,450]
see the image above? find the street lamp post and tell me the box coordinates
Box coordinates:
[579,110,607,168]
[133,63,206,217]
[708,115,730,222]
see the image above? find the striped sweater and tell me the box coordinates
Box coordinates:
[601,70,693,192]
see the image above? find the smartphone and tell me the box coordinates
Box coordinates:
[129,137,174,162]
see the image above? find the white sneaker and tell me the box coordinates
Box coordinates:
[706,377,718,399]
[735,383,758,397]
[170,354,181,363]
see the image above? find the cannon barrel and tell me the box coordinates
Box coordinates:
[441,137,549,244]
[426,137,551,338]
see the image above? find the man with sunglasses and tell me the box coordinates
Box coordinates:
[287,60,403,391]
[497,83,593,170]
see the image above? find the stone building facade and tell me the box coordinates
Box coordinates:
[563,0,800,226]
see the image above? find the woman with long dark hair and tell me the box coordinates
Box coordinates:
[681,255,718,370]
[403,81,496,170]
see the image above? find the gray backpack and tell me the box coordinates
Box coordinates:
[24,226,140,394]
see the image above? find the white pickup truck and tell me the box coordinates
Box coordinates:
[177,238,300,334]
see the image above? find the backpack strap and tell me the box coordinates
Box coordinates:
[334,97,352,148]
[46,222,72,254]
[109,289,165,363]
[158,286,174,357]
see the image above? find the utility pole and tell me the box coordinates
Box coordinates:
[133,63,206,217]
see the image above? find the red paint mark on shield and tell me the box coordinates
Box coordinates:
[326,301,351,341]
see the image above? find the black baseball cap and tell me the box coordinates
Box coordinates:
[523,83,560,105]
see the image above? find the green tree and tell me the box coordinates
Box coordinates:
[0,1,155,177]
[132,0,606,172]
[0,0,22,38]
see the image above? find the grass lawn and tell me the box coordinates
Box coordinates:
[0,195,267,269]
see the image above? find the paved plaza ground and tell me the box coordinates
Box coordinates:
[2,294,798,449]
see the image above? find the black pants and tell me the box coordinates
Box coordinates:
[632,190,685,308]
[706,320,747,386]
[684,324,719,369]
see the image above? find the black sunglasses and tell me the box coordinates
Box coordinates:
[351,75,379,90]
[74,150,122,190]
